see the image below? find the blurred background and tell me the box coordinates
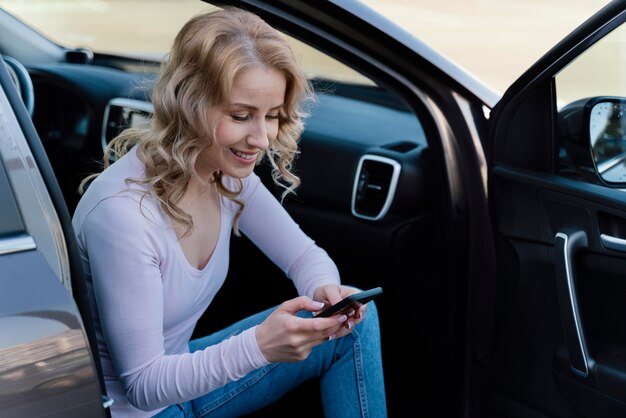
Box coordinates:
[0,0,613,96]
[363,0,611,94]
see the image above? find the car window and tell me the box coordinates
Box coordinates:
[1,0,613,94]
[555,21,626,185]
[288,37,374,86]
[0,0,372,86]
[555,23,626,108]
[362,0,610,95]
[0,0,213,58]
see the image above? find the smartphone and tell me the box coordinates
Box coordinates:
[316,287,383,318]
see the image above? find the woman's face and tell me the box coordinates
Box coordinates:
[197,65,287,180]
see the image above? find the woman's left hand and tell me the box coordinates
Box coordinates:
[312,284,367,336]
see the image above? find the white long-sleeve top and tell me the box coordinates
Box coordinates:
[71,146,340,417]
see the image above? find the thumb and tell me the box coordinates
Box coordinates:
[280,296,326,315]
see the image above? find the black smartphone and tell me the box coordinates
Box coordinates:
[316,287,383,318]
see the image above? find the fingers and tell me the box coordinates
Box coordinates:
[280,295,326,315]
[331,303,369,339]
[325,285,344,306]
[276,294,369,348]
[313,284,343,307]
[302,314,353,347]
[286,314,350,352]
[355,304,367,320]
[281,296,351,333]
[257,295,370,362]
[325,319,354,341]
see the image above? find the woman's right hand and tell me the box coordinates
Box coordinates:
[255,296,349,363]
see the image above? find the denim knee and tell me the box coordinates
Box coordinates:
[359,300,380,330]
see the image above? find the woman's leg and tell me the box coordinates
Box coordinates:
[320,301,386,418]
[188,302,386,418]
[151,401,192,417]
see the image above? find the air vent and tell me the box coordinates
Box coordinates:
[351,155,401,220]
[101,98,154,152]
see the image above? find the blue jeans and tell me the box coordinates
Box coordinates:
[153,302,386,417]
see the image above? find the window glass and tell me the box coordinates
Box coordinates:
[556,23,626,185]
[556,24,626,108]
[0,0,371,85]
[287,37,374,86]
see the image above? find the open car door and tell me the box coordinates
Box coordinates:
[0,53,107,417]
[485,1,626,416]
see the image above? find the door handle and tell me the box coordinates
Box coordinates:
[600,233,626,252]
[554,227,591,378]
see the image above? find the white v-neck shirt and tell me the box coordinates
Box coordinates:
[72,147,340,417]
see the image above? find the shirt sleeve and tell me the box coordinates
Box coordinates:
[238,174,341,298]
[75,195,268,411]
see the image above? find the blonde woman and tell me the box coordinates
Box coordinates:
[72,7,386,418]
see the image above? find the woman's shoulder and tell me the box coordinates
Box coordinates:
[72,148,161,230]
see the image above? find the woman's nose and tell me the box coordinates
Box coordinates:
[247,119,270,150]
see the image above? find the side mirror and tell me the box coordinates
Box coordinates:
[559,96,626,187]
[588,97,626,184]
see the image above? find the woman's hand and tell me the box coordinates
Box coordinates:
[255,296,349,363]
[313,284,367,336]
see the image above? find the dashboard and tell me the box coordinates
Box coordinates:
[28,63,430,220]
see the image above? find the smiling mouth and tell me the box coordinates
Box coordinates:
[230,149,258,161]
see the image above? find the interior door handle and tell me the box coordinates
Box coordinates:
[600,233,626,252]
[554,227,591,378]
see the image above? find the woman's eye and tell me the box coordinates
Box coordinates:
[266,114,280,120]
[231,114,250,122]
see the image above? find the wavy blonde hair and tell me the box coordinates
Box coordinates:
[82,7,314,237]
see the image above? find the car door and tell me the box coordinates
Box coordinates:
[0,56,107,416]
[484,1,626,417]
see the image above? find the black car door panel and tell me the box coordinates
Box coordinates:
[487,2,626,416]
[490,165,626,417]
